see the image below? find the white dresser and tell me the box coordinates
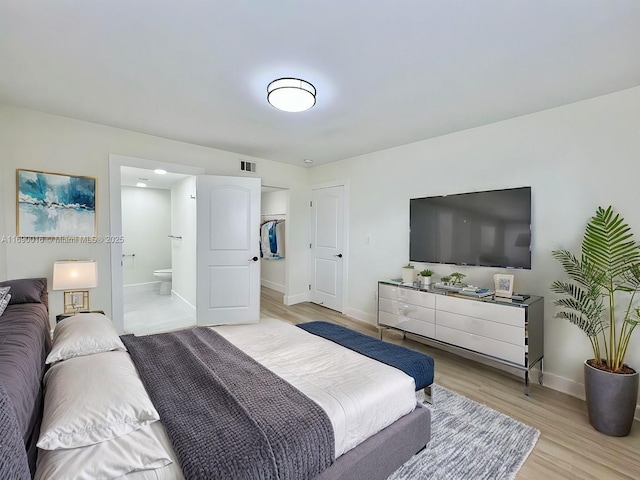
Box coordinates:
[377,281,544,394]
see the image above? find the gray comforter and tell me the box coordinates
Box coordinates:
[0,381,31,480]
[0,292,51,476]
[122,327,334,480]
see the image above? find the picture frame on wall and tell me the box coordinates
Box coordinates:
[16,169,97,238]
[494,273,515,298]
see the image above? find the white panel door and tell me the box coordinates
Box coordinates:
[196,175,261,325]
[310,185,344,311]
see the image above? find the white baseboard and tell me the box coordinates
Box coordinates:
[343,307,376,325]
[540,371,640,421]
[261,279,285,293]
[540,371,585,400]
[171,290,196,316]
[284,292,309,305]
[124,282,160,294]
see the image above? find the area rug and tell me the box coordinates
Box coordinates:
[388,385,540,480]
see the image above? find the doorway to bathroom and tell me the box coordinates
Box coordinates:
[110,157,204,335]
[109,155,263,335]
[120,166,197,335]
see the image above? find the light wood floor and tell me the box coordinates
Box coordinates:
[261,287,640,479]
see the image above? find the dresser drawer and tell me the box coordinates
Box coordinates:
[435,325,526,366]
[436,310,524,346]
[379,311,436,338]
[379,284,436,308]
[379,298,435,323]
[436,295,525,327]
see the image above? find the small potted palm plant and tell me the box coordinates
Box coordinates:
[450,272,467,286]
[551,206,640,436]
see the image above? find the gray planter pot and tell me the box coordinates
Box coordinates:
[584,360,639,436]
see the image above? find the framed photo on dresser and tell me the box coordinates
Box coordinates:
[494,273,515,298]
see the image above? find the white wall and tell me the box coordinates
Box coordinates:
[121,186,171,286]
[3,87,640,403]
[171,176,197,306]
[261,189,288,292]
[0,105,311,328]
[310,86,640,401]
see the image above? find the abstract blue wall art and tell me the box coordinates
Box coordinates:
[17,169,96,237]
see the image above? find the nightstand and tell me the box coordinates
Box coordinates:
[56,310,105,323]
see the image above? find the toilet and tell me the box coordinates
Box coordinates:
[153,268,172,295]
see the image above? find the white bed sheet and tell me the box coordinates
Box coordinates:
[213,319,417,457]
[39,319,417,480]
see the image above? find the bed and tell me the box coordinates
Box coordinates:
[0,278,431,480]
[0,277,50,479]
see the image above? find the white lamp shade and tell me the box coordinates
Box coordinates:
[267,78,316,112]
[52,260,98,290]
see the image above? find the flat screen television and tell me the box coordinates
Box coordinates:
[410,187,531,269]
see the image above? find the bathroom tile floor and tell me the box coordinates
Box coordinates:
[123,289,195,335]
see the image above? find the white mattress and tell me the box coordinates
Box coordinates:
[213,319,417,456]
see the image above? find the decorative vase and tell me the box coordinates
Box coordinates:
[584,360,639,436]
[402,267,416,284]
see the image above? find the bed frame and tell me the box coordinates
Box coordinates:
[315,403,430,480]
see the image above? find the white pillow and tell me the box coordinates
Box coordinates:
[35,422,176,480]
[38,351,160,450]
[46,312,126,364]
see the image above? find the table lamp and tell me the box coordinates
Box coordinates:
[52,260,98,314]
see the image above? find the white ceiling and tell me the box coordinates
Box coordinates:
[1,1,639,167]
[120,166,283,193]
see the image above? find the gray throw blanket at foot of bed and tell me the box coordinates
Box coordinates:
[122,327,334,480]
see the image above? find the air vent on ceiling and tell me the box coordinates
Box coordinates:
[240,160,256,173]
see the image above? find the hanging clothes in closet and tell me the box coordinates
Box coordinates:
[260,219,285,259]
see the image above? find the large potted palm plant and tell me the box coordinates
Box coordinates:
[551,206,640,436]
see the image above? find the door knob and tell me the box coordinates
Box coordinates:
[334,254,343,258]
[249,256,259,262]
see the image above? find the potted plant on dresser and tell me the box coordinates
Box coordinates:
[450,272,467,286]
[551,206,640,436]
[419,269,434,288]
[401,264,416,284]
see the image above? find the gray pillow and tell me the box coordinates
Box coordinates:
[0,286,9,301]
[0,278,46,305]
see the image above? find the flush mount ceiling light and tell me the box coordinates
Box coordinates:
[267,78,316,112]
[154,169,167,175]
